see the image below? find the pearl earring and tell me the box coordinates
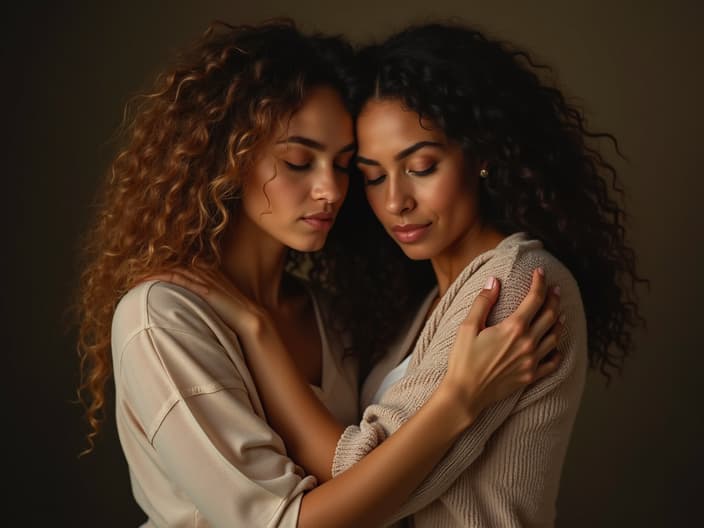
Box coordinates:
[479,168,489,178]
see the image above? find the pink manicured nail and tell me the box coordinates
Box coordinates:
[559,314,566,324]
[537,267,545,276]
[553,285,561,296]
[484,276,496,290]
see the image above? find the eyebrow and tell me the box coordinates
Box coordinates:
[356,141,445,166]
[277,136,356,154]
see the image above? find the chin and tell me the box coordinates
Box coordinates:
[289,237,327,253]
[397,244,434,261]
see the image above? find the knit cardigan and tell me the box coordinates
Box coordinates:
[332,232,588,527]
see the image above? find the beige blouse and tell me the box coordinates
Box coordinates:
[111,280,358,528]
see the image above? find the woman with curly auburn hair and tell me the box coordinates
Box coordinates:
[170,22,646,527]
[77,19,563,527]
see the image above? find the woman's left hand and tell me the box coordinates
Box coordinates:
[142,268,269,338]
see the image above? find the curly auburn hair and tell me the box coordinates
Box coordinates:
[344,22,646,378]
[76,19,357,451]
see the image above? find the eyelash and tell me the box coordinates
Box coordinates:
[284,161,311,172]
[364,163,438,186]
[365,175,386,186]
[284,161,351,174]
[407,163,437,176]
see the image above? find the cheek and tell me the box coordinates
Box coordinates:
[332,173,350,205]
[247,171,308,213]
[242,160,274,206]
[240,182,265,217]
[430,169,475,212]
[425,185,456,214]
[364,187,386,218]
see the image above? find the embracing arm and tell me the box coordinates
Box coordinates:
[297,377,477,527]
[157,267,562,527]
[243,271,560,527]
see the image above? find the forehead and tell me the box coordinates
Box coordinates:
[280,85,353,145]
[357,99,444,154]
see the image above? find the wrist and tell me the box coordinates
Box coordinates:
[433,381,481,435]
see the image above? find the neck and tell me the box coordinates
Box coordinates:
[221,211,288,310]
[430,222,505,297]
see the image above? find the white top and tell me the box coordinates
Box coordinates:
[370,354,412,405]
[111,280,358,528]
[364,287,438,408]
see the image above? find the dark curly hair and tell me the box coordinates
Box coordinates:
[342,22,646,379]
[75,19,361,452]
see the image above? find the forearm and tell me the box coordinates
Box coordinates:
[298,383,474,528]
[241,326,479,527]
[240,327,344,482]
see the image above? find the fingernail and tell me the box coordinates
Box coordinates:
[484,276,496,290]
[559,314,566,324]
[537,267,544,276]
[553,285,561,296]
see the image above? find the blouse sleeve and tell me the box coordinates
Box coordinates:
[331,250,585,524]
[115,283,316,527]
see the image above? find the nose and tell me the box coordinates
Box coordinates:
[312,164,347,205]
[385,175,415,215]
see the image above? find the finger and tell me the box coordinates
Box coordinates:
[462,276,501,332]
[511,267,547,323]
[532,350,563,381]
[528,286,561,342]
[534,317,565,361]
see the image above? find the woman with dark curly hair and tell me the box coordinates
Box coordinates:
[77,20,563,527]
[178,22,645,527]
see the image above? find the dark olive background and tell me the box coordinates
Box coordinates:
[5,1,701,526]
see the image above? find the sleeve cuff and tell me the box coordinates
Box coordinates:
[331,419,388,477]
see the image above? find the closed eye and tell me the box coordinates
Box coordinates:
[406,163,437,177]
[333,163,352,174]
[365,174,386,186]
[284,161,312,171]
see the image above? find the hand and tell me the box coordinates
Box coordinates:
[442,268,563,422]
[141,268,269,338]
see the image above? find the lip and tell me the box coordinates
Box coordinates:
[391,223,432,243]
[301,212,335,231]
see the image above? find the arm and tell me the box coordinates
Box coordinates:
[122,309,476,528]
[332,257,579,524]
[153,268,562,527]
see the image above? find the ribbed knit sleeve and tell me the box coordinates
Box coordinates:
[332,235,587,526]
